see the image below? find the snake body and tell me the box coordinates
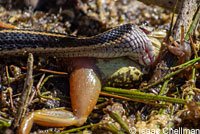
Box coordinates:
[0,23,155,66]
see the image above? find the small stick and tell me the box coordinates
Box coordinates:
[28,73,46,104]
[101,92,167,107]
[169,36,179,47]
[7,87,15,113]
[21,67,68,75]
[14,53,34,128]
[0,21,17,29]
[180,25,184,45]
[5,66,10,86]
[189,34,198,58]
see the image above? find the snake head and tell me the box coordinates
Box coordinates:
[139,26,167,65]
[134,26,167,66]
[140,26,167,52]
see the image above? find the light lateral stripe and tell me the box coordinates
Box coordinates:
[0,30,67,38]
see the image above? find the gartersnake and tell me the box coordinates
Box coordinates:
[0,23,155,66]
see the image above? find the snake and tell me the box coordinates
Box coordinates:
[0,23,155,66]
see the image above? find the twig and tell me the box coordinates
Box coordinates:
[169,36,179,47]
[180,25,184,45]
[28,73,45,104]
[189,34,198,58]
[103,87,188,105]
[166,0,179,41]
[158,79,170,114]
[171,57,200,70]
[0,21,17,29]
[141,59,197,91]
[7,87,15,113]
[21,67,68,75]
[5,66,10,86]
[100,92,167,107]
[106,123,125,134]
[107,110,130,134]
[37,75,61,101]
[13,53,34,128]
[57,122,107,134]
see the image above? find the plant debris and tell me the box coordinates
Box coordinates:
[0,0,200,134]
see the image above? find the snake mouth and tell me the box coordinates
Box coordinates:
[140,51,155,66]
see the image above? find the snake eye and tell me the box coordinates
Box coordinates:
[139,26,153,35]
[140,28,150,34]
